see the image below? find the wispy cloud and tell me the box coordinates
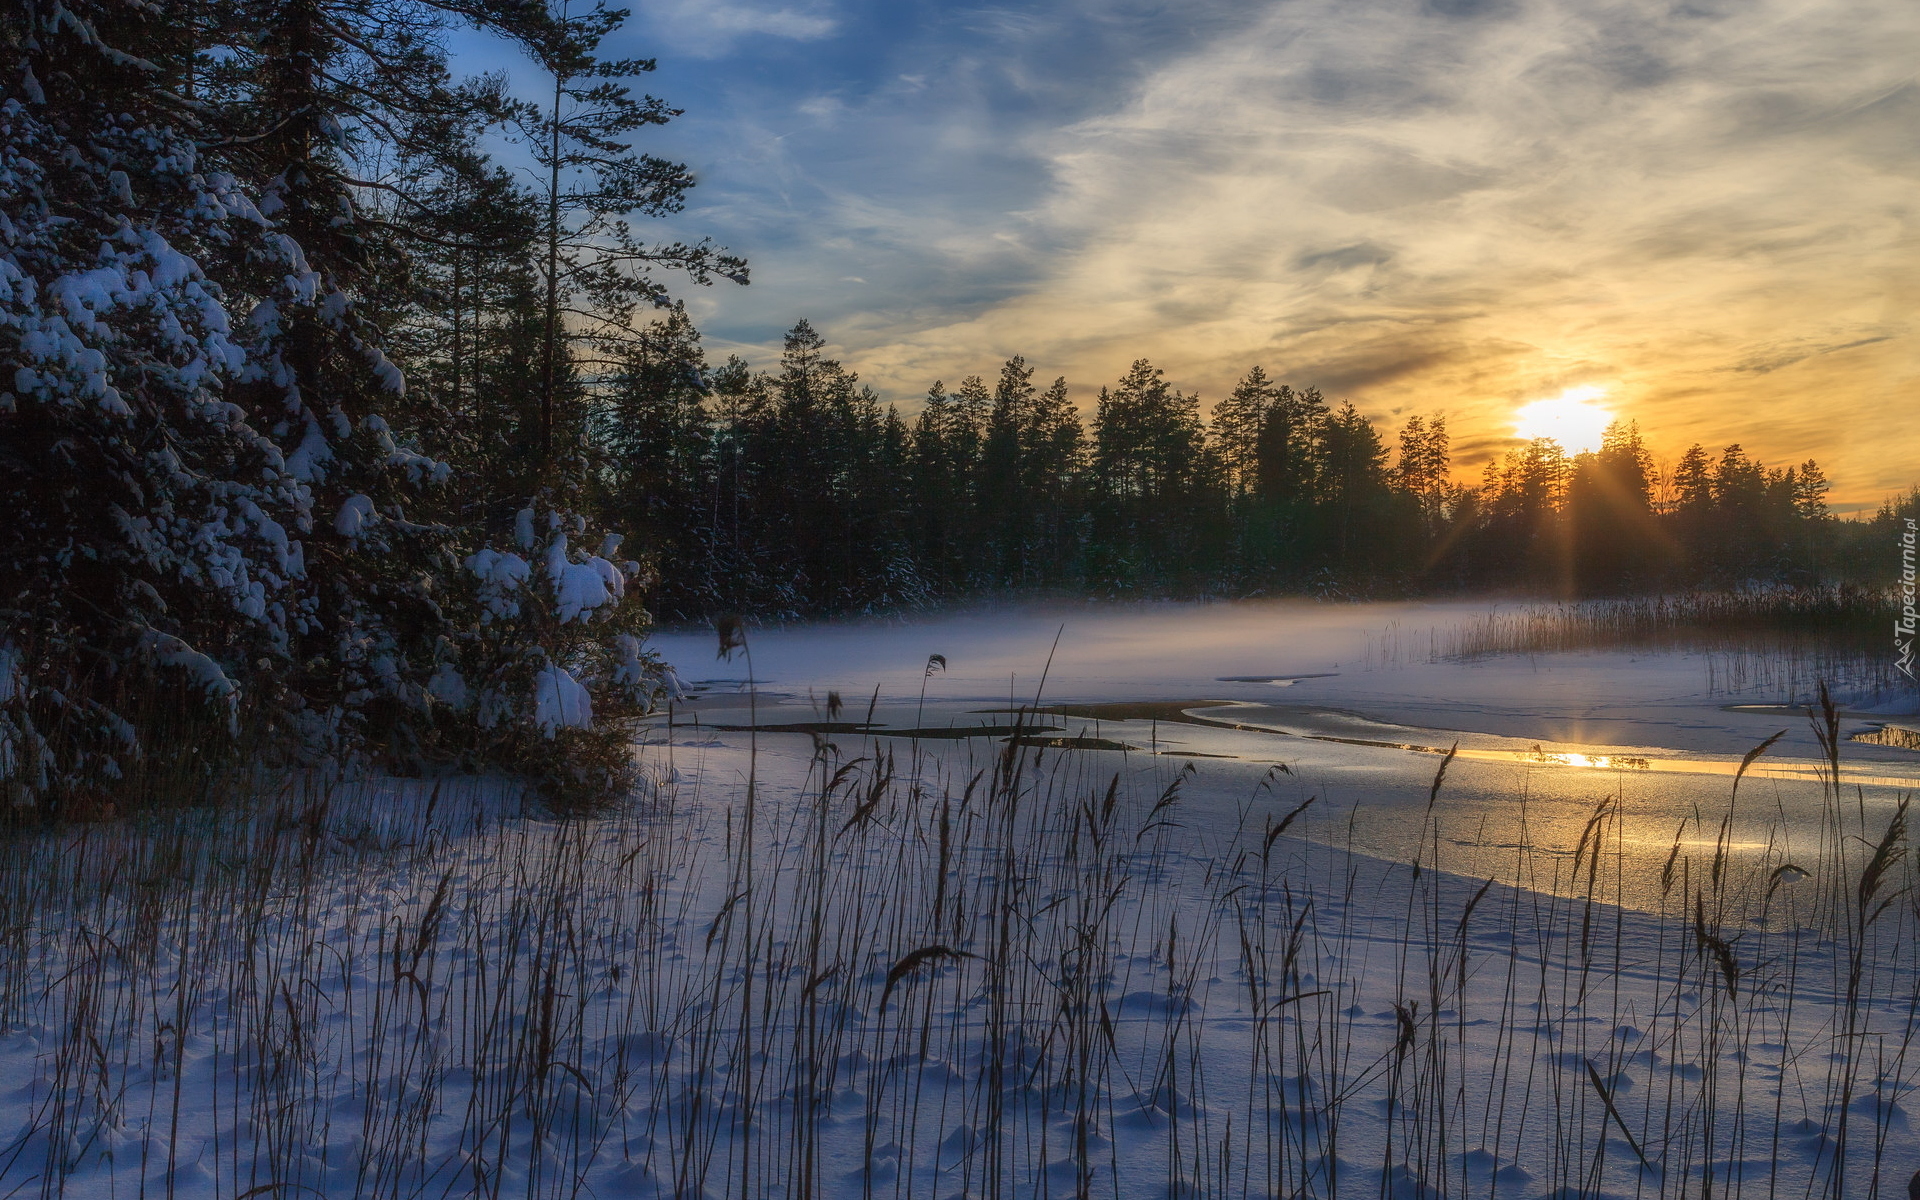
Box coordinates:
[638,0,837,58]
[639,0,1920,500]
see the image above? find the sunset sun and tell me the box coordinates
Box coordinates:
[1512,386,1616,456]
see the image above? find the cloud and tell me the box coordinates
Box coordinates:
[647,0,1920,501]
[639,0,836,57]
[811,0,1919,499]
[1732,335,1896,375]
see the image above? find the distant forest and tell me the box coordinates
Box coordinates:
[583,314,1916,620]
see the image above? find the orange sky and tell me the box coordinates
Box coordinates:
[615,0,1920,511]
[822,0,1919,511]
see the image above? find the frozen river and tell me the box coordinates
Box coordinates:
[646,599,1920,908]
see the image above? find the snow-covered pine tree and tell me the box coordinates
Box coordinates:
[1,0,685,816]
[1,0,310,811]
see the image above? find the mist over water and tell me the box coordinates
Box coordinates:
[646,599,1920,910]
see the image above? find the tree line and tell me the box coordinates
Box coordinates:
[588,315,1909,620]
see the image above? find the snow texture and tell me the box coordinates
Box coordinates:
[427,661,470,709]
[333,493,375,538]
[464,548,531,622]
[533,663,593,733]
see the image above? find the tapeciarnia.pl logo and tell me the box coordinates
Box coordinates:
[1899,517,1917,680]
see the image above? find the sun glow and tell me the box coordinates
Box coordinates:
[1512,386,1615,455]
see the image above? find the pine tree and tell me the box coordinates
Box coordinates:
[1791,460,1831,522]
[1090,360,1214,587]
[1093,360,1205,502]
[1599,420,1654,504]
[1318,403,1389,564]
[1672,445,1714,513]
[213,0,677,784]
[947,374,991,506]
[743,320,915,610]
[1025,377,1086,498]
[1020,375,1087,585]
[1211,366,1277,498]
[1712,445,1766,512]
[1394,414,1451,525]
[1473,439,1571,585]
[508,0,747,474]
[2,0,318,808]
[1253,385,1327,506]
[908,379,956,590]
[1567,421,1659,594]
[366,84,546,502]
[977,356,1033,580]
[594,305,719,616]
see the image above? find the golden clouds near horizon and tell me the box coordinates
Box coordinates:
[776,0,1920,509]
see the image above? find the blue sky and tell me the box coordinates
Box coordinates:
[451,0,1920,504]
[563,0,1264,352]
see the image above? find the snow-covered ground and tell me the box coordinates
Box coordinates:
[3,600,1917,1199]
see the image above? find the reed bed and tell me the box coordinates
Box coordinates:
[0,693,1915,1200]
[1364,589,1905,701]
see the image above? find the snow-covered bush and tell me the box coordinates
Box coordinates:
[424,505,679,806]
